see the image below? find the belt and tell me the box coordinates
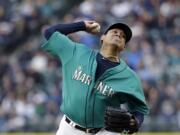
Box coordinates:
[65,116,101,134]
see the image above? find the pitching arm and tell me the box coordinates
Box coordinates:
[43,21,86,40]
[43,20,100,40]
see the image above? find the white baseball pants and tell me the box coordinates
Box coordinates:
[56,115,120,135]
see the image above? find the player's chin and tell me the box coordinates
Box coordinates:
[116,44,125,51]
[112,43,124,51]
[118,46,125,52]
[118,43,125,50]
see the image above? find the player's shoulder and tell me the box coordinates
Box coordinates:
[50,31,64,38]
[53,31,92,50]
[74,42,93,54]
[122,60,141,82]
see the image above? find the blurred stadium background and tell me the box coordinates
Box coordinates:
[0,0,179,134]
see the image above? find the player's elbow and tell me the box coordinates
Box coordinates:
[41,25,52,40]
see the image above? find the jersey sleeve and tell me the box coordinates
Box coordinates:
[41,31,75,64]
[126,78,149,115]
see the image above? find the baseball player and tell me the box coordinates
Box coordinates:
[42,20,149,135]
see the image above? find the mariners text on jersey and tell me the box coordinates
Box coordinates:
[94,81,115,97]
[72,66,115,97]
[72,66,92,85]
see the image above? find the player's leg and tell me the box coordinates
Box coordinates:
[56,115,68,135]
[56,115,88,135]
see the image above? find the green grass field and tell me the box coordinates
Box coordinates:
[0,133,179,135]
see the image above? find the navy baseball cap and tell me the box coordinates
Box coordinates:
[104,23,132,43]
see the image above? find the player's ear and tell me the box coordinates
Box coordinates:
[100,35,105,44]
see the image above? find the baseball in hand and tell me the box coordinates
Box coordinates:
[91,23,101,33]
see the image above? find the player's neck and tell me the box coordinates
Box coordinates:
[100,47,120,63]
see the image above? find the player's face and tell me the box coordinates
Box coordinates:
[101,28,126,51]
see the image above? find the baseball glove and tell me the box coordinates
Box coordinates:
[104,107,139,134]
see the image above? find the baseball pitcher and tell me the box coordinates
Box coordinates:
[42,20,149,135]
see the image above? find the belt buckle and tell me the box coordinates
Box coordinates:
[86,128,98,134]
[69,121,76,127]
[86,128,91,133]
